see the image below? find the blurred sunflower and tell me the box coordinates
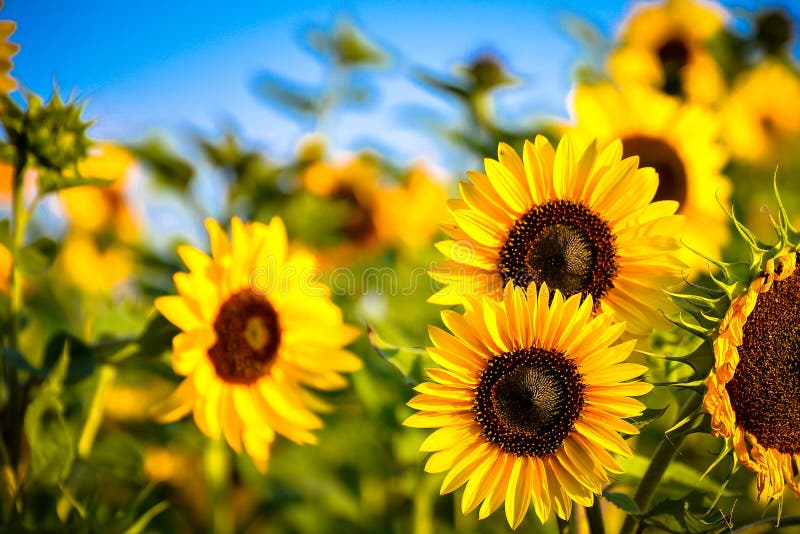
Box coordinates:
[155,217,361,472]
[373,165,448,250]
[0,10,19,94]
[302,154,380,245]
[722,61,800,163]
[673,191,800,503]
[608,0,726,104]
[570,82,730,265]
[0,242,11,293]
[59,234,133,294]
[405,283,650,528]
[430,134,683,336]
[60,143,139,241]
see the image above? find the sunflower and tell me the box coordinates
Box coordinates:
[405,283,651,528]
[0,9,19,94]
[608,0,727,104]
[722,61,800,164]
[704,253,800,501]
[154,217,361,472]
[672,187,800,503]
[60,143,139,242]
[430,134,683,337]
[570,82,730,265]
[372,165,448,251]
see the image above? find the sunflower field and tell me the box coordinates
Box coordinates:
[3,0,800,532]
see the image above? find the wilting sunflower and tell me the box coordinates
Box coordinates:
[608,0,726,104]
[673,189,800,502]
[570,82,730,265]
[155,217,361,472]
[405,283,650,528]
[722,61,800,164]
[430,134,683,336]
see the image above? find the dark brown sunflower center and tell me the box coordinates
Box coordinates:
[332,185,375,242]
[498,200,617,302]
[726,257,800,455]
[473,348,585,457]
[622,136,688,210]
[208,290,281,384]
[657,37,690,96]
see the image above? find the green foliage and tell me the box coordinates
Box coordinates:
[22,347,75,487]
[637,491,730,534]
[129,138,194,192]
[16,237,58,277]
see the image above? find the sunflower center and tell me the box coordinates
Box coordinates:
[332,185,375,242]
[526,224,593,295]
[726,258,800,455]
[498,200,617,302]
[473,348,585,457]
[622,136,688,210]
[657,37,690,96]
[208,290,281,384]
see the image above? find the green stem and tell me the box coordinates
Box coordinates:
[5,156,27,469]
[732,515,800,533]
[77,365,116,458]
[620,396,697,534]
[586,499,605,534]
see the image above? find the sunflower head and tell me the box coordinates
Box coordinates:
[372,165,448,250]
[671,183,800,502]
[722,61,800,164]
[430,134,683,336]
[60,144,139,241]
[570,81,731,266]
[608,0,727,104]
[405,283,651,528]
[154,216,361,472]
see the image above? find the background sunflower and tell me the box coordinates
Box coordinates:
[155,217,361,472]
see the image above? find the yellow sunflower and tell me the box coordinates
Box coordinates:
[373,165,448,251]
[59,233,133,294]
[154,216,361,472]
[570,82,730,265]
[608,0,727,104]
[0,10,19,94]
[60,143,139,242]
[430,134,683,337]
[722,61,800,164]
[704,250,800,501]
[405,283,651,528]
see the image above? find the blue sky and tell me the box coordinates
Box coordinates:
[7,0,800,168]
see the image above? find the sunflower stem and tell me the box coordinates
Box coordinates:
[556,516,570,534]
[585,498,605,534]
[731,514,800,533]
[619,395,697,534]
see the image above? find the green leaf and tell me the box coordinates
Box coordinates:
[16,237,59,277]
[92,312,179,363]
[123,501,169,534]
[603,491,639,515]
[37,170,114,194]
[23,346,75,487]
[129,139,194,192]
[367,324,430,386]
[638,491,729,534]
[2,346,44,377]
[617,454,731,497]
[43,332,95,384]
[627,406,669,433]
